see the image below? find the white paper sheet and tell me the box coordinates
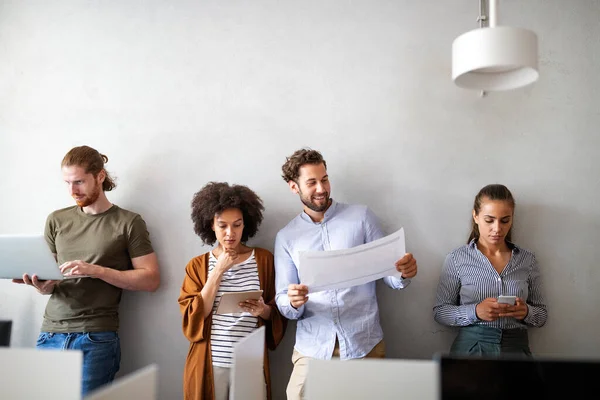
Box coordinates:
[299,227,406,292]
[230,326,265,400]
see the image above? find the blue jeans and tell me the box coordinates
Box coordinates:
[36,331,121,397]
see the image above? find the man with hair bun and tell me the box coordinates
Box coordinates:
[13,145,161,396]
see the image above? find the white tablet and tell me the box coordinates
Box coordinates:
[0,234,86,280]
[216,290,263,315]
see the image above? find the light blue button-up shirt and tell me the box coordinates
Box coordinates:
[274,200,411,360]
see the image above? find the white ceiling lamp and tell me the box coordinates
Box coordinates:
[452,0,539,93]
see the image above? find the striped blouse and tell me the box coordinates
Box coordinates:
[209,251,260,368]
[433,240,547,329]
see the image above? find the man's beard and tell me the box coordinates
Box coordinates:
[299,190,330,212]
[73,185,101,207]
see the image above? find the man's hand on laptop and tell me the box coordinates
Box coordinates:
[12,274,58,295]
[59,260,98,277]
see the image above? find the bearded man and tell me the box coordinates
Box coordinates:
[13,145,160,397]
[274,148,418,400]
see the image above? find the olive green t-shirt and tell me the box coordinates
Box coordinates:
[42,205,154,333]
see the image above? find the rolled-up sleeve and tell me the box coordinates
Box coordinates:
[364,207,411,290]
[274,232,304,320]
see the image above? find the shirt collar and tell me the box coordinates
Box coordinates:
[468,238,520,253]
[300,199,338,224]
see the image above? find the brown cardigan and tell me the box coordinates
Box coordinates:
[178,247,287,400]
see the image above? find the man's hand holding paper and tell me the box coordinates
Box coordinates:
[287,284,309,309]
[396,252,417,279]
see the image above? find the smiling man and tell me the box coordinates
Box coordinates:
[274,148,418,400]
[13,145,160,397]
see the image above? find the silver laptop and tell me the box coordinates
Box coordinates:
[0,234,87,280]
[84,364,158,400]
[0,347,83,400]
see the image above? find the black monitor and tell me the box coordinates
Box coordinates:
[438,353,600,400]
[0,320,12,346]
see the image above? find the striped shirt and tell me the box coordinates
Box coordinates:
[209,251,260,368]
[433,240,547,329]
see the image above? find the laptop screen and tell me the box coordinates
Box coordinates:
[0,320,11,347]
[439,354,600,400]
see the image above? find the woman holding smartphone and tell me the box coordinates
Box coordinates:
[433,184,547,356]
[179,182,286,400]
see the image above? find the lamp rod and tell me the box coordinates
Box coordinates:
[489,0,498,28]
[477,0,488,28]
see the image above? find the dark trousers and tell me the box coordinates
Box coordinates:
[450,325,531,357]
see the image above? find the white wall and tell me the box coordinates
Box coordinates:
[1,1,599,399]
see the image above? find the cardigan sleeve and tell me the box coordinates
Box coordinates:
[258,249,287,351]
[178,256,209,343]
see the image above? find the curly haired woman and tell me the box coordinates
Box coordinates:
[178,182,286,400]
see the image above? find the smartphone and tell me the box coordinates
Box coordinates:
[497,295,517,305]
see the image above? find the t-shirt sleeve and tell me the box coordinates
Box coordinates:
[44,214,57,254]
[127,215,154,258]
